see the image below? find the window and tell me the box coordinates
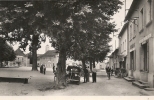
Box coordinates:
[140,8,144,29]
[129,24,132,40]
[130,51,134,70]
[142,43,149,71]
[130,50,136,70]
[134,19,138,34]
[146,0,152,23]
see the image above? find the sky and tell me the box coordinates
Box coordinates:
[13,0,133,54]
[109,0,133,52]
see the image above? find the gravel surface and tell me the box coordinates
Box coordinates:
[0,67,144,96]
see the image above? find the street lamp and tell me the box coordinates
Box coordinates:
[125,17,139,26]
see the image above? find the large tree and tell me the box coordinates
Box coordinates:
[47,0,122,88]
[0,1,46,70]
[66,2,117,69]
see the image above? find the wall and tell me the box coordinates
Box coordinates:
[137,0,154,87]
[39,54,59,68]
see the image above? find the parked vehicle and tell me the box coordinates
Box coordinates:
[115,68,128,78]
[66,66,81,85]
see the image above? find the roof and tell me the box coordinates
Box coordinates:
[118,22,128,38]
[37,54,43,57]
[39,50,58,58]
[15,48,26,57]
[113,48,119,54]
[108,54,113,58]
[124,0,140,22]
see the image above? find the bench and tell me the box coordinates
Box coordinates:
[0,77,28,84]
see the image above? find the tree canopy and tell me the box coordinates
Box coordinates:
[0,37,16,66]
[0,0,122,87]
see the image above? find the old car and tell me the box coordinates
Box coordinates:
[66,66,81,85]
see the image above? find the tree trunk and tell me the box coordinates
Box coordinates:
[56,49,67,89]
[93,59,95,68]
[31,35,38,71]
[32,44,38,71]
[82,59,86,68]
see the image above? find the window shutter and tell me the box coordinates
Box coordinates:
[134,50,136,70]
[129,53,131,70]
[147,42,149,72]
[140,47,144,70]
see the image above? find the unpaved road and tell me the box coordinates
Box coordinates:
[0,67,143,96]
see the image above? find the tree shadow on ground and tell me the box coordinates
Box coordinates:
[37,82,55,91]
[97,75,107,77]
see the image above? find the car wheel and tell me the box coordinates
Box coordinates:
[77,81,80,85]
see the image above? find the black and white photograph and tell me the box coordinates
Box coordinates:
[0,0,154,97]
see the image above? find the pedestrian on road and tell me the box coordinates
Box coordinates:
[87,66,90,82]
[106,66,111,80]
[53,63,55,73]
[43,65,46,75]
[83,67,88,83]
[92,67,97,83]
[111,66,114,76]
[40,64,43,73]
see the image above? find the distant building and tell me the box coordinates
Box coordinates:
[39,50,59,68]
[8,48,28,67]
[96,62,106,70]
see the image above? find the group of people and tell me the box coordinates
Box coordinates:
[105,66,114,80]
[83,66,97,83]
[39,64,46,75]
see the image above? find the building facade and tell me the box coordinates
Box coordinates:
[8,48,28,67]
[118,23,128,71]
[123,0,154,87]
[39,50,59,68]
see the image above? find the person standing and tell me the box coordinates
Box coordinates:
[106,66,111,80]
[87,66,90,82]
[83,67,88,83]
[43,65,46,75]
[111,66,114,76]
[40,64,43,73]
[92,67,97,83]
[53,63,55,73]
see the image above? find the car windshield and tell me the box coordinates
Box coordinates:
[67,66,80,72]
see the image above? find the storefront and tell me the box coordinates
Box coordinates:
[139,34,151,82]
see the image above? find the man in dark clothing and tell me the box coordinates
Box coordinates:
[92,67,97,83]
[106,66,111,80]
[43,65,46,75]
[86,66,90,82]
[83,67,88,83]
[40,64,43,73]
[111,67,114,76]
[53,63,55,73]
